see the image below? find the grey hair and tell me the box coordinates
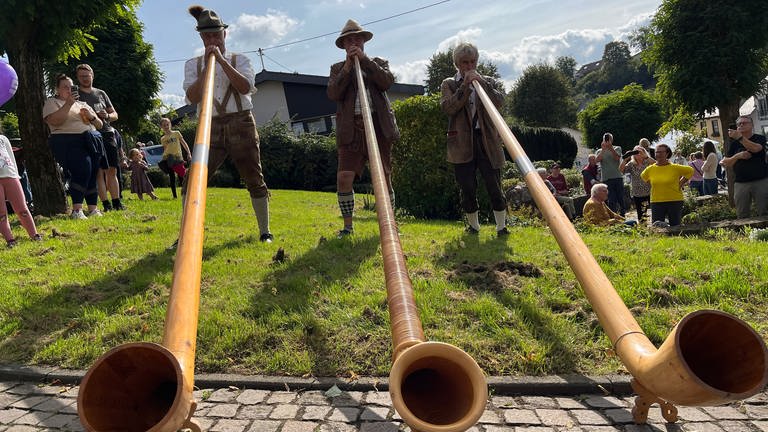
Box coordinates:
[590,183,608,198]
[453,42,479,69]
[536,167,548,176]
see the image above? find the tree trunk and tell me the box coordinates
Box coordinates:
[7,43,67,216]
[718,101,740,207]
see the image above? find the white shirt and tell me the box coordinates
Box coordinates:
[455,72,478,128]
[0,135,20,179]
[183,52,255,115]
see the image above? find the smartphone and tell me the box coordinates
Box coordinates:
[603,133,611,142]
[70,85,79,99]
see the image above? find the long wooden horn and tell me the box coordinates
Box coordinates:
[472,80,768,423]
[76,53,217,432]
[353,57,488,432]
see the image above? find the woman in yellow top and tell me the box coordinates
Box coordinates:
[159,117,191,198]
[640,143,694,227]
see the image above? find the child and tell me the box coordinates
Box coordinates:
[124,148,158,200]
[158,118,191,199]
[0,133,42,248]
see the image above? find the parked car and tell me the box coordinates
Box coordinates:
[142,144,164,166]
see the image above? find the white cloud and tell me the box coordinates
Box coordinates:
[435,28,484,53]
[390,59,429,85]
[413,12,653,90]
[160,93,187,109]
[226,9,300,52]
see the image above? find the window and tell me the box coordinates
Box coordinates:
[306,118,327,134]
[758,96,768,120]
[291,122,305,136]
[700,121,706,130]
[711,119,720,137]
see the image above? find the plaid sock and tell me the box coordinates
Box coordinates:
[338,191,354,219]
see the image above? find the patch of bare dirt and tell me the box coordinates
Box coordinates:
[448,261,542,293]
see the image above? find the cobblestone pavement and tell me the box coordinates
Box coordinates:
[1,379,768,432]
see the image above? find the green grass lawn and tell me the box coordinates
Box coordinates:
[1,187,766,378]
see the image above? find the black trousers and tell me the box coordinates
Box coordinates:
[453,129,506,213]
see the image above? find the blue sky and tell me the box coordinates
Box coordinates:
[137,0,663,108]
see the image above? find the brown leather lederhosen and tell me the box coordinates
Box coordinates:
[182,55,268,199]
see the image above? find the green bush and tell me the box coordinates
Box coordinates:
[258,119,338,191]
[146,167,169,188]
[578,84,663,151]
[293,133,338,191]
[392,94,462,219]
[510,125,578,168]
[682,194,736,222]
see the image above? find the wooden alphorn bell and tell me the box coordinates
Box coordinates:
[77,54,218,432]
[353,57,488,432]
[472,79,768,424]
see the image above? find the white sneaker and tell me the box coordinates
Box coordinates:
[88,209,104,217]
[70,209,88,220]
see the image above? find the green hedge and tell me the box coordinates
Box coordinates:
[510,125,578,168]
[257,120,338,191]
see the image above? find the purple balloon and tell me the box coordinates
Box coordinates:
[0,60,18,107]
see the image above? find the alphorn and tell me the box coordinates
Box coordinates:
[472,79,768,423]
[354,57,488,432]
[77,54,217,432]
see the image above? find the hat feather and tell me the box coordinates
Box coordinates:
[188,5,204,19]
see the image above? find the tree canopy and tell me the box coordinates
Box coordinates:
[578,84,664,151]
[642,0,768,142]
[575,41,654,101]
[424,48,500,95]
[507,63,576,128]
[50,13,163,136]
[0,1,142,215]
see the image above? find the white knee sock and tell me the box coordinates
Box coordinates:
[467,212,480,230]
[494,209,507,231]
[251,196,270,235]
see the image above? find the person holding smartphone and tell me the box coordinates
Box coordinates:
[42,74,104,219]
[720,116,768,217]
[596,132,626,216]
[75,63,124,212]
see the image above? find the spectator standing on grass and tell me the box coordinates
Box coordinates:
[640,143,694,227]
[701,141,719,195]
[596,133,625,216]
[123,148,158,201]
[75,64,125,212]
[688,152,705,196]
[159,117,191,199]
[43,74,104,219]
[720,115,768,217]
[639,138,655,159]
[0,132,41,248]
[620,145,654,222]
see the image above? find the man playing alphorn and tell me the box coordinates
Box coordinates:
[327,19,400,238]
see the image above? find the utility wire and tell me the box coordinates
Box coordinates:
[157,0,451,64]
